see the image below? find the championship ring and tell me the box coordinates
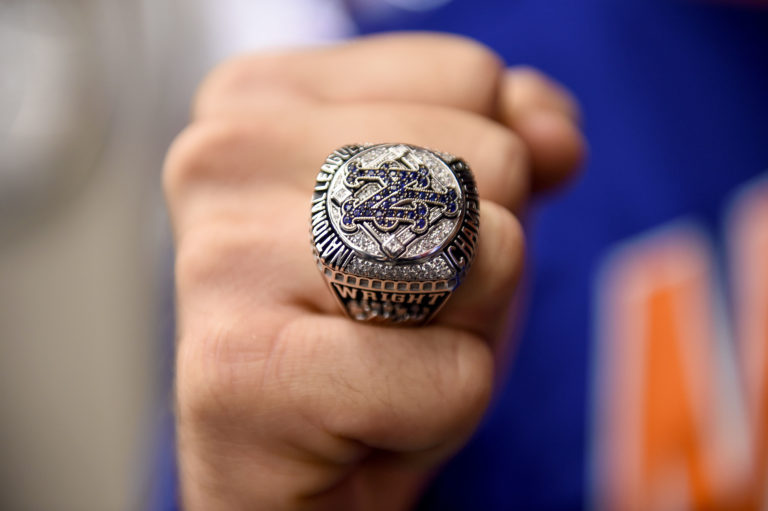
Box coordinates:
[310,143,480,325]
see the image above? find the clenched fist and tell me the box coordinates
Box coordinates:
[164,32,585,511]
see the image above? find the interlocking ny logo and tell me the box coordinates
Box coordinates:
[340,160,459,235]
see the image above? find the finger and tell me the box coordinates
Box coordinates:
[195,32,504,120]
[272,315,494,454]
[504,67,581,122]
[194,34,586,192]
[171,188,340,335]
[515,111,587,190]
[437,200,524,340]
[172,182,523,343]
[164,103,530,221]
[499,68,588,190]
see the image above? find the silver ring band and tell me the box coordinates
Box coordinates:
[310,143,479,325]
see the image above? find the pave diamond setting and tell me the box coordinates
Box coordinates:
[328,144,464,261]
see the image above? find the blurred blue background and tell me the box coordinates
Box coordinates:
[347,1,768,510]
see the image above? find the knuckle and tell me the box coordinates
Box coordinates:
[509,65,551,86]
[456,38,503,82]
[508,66,567,103]
[175,219,263,290]
[379,32,502,112]
[450,337,494,431]
[472,203,525,306]
[194,54,283,118]
[480,128,530,208]
[176,331,246,425]
[437,35,503,111]
[509,65,581,120]
[174,226,222,290]
[163,121,261,201]
[163,119,283,206]
[495,129,529,173]
[376,32,503,76]
[491,209,526,292]
[421,32,502,77]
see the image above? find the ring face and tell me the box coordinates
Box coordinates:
[328,145,463,261]
[311,143,479,325]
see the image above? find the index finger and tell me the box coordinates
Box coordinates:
[194,32,504,119]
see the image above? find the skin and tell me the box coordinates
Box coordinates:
[164,32,586,511]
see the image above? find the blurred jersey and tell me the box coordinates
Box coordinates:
[154,1,768,510]
[350,1,768,510]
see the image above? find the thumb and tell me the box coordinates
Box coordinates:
[274,315,494,454]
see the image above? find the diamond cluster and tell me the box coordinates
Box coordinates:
[346,253,454,282]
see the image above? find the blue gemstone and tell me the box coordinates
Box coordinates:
[418,192,426,199]
[419,166,428,176]
[375,209,384,218]
[416,219,426,228]
[343,216,352,225]
[354,208,362,216]
[407,211,415,219]
[448,189,457,199]
[416,204,427,216]
[447,202,457,213]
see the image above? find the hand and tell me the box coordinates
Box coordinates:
[164,32,585,511]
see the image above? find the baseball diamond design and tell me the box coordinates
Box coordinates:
[339,160,460,235]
